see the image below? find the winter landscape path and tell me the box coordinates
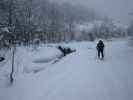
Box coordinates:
[0,39,133,100]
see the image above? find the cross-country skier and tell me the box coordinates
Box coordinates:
[96,40,105,60]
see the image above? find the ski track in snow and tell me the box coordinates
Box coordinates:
[0,38,133,100]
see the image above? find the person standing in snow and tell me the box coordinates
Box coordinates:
[96,40,105,60]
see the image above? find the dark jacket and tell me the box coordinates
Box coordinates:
[97,40,104,51]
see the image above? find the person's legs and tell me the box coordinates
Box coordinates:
[98,50,100,59]
[101,50,104,59]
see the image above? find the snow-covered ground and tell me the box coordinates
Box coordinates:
[0,38,133,100]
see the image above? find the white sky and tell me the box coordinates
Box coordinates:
[52,0,133,25]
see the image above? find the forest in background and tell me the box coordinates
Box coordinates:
[0,0,132,48]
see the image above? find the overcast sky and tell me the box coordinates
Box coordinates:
[52,0,133,25]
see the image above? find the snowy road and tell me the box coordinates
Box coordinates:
[0,39,133,100]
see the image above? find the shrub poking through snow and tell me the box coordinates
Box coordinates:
[57,46,76,56]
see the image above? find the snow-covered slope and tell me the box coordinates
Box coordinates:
[0,38,133,100]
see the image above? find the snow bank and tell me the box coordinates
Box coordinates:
[15,46,62,74]
[32,47,62,63]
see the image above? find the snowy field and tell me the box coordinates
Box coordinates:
[0,38,133,100]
